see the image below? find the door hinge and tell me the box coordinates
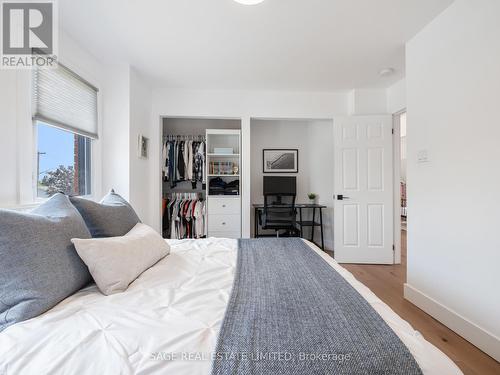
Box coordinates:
[392,244,395,251]
[392,128,394,135]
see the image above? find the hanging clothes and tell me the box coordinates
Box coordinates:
[164,193,206,239]
[177,141,185,181]
[169,141,176,186]
[193,141,205,184]
[162,143,169,178]
[185,140,193,181]
[162,136,206,189]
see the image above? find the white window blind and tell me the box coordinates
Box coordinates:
[33,64,99,139]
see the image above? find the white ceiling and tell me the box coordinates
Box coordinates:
[59,0,453,91]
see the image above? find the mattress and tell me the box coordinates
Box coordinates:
[0,238,462,375]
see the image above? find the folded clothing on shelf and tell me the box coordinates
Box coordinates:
[209,177,239,195]
[224,179,239,195]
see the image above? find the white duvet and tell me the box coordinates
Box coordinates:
[0,238,462,375]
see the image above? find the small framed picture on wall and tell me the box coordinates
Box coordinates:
[138,134,149,159]
[263,149,299,173]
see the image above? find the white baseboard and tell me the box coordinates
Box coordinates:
[404,283,500,362]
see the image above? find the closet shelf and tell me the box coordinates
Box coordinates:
[207,174,240,177]
[163,188,205,194]
[208,194,241,198]
[207,153,240,157]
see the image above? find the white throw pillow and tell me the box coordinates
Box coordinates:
[72,223,170,295]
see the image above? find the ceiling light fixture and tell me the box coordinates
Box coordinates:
[234,0,265,5]
[379,68,395,77]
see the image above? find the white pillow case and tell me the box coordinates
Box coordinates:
[72,223,170,295]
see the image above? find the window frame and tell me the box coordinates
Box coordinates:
[33,120,94,200]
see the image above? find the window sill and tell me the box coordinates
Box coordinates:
[1,195,96,211]
[1,202,41,211]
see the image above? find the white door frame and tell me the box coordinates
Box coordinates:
[392,109,406,264]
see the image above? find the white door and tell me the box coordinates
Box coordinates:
[334,116,394,264]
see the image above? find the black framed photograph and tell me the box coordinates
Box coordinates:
[263,149,299,173]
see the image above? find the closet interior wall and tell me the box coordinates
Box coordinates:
[161,118,241,239]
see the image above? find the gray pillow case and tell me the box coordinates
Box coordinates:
[70,190,141,238]
[0,194,92,332]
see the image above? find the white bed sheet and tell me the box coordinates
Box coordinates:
[0,238,462,375]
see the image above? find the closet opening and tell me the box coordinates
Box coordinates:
[250,118,335,252]
[161,117,242,239]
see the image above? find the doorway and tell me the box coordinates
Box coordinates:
[393,111,407,264]
[249,118,335,251]
[400,113,407,232]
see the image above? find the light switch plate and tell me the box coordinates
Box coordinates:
[417,149,429,163]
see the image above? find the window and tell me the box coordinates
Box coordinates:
[32,63,98,198]
[36,122,92,197]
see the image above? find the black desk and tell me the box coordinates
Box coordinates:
[253,203,327,250]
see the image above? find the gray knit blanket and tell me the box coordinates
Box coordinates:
[211,238,422,375]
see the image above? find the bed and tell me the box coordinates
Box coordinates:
[0,238,461,375]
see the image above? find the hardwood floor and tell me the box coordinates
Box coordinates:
[342,231,500,375]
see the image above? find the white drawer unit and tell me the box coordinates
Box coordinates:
[206,199,242,238]
[208,214,241,233]
[208,197,241,215]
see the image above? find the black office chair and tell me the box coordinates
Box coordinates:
[259,193,298,237]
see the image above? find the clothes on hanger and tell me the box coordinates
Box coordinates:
[184,140,192,181]
[193,141,205,185]
[177,141,185,181]
[163,193,206,239]
[162,136,206,189]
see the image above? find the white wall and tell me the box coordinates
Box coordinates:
[387,79,406,114]
[307,121,335,250]
[151,89,349,119]
[0,71,18,206]
[405,0,500,360]
[101,65,153,224]
[129,68,153,223]
[250,119,334,250]
[163,118,241,136]
[101,64,130,199]
[348,89,387,115]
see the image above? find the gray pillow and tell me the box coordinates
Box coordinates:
[0,193,92,332]
[70,190,140,238]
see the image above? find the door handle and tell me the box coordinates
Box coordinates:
[337,195,351,200]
